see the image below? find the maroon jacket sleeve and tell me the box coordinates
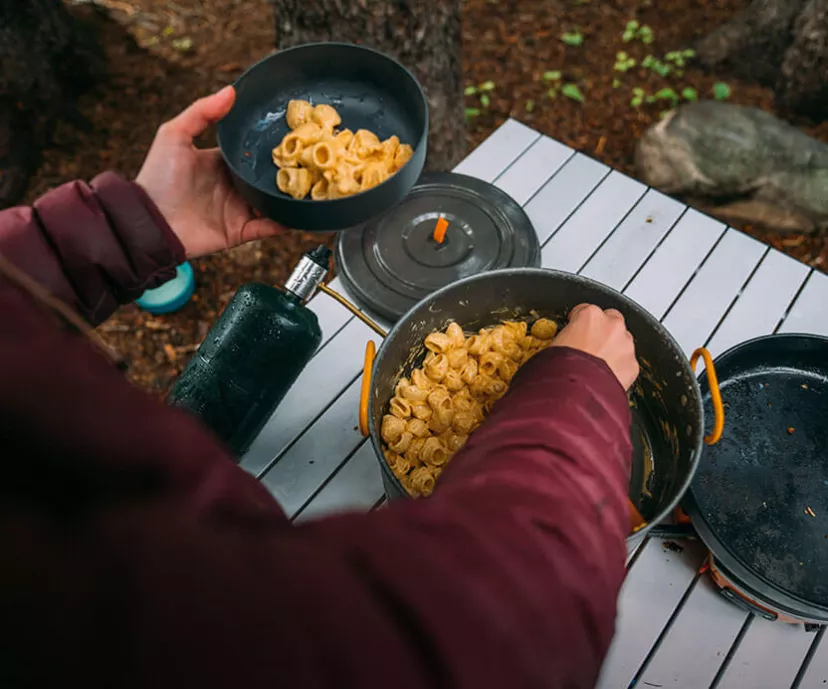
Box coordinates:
[0,172,185,324]
[1,257,632,689]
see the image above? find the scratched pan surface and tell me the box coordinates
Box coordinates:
[684,334,828,621]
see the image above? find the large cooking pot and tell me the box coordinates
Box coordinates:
[360,268,721,544]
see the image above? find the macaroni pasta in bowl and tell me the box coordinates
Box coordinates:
[381,318,560,498]
[272,100,415,200]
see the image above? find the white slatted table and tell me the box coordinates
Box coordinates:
[241,120,828,688]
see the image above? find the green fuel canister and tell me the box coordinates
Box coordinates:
[167,245,331,457]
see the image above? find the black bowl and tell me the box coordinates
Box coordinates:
[217,42,429,232]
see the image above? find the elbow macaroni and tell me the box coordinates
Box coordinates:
[380,317,561,498]
[273,100,414,200]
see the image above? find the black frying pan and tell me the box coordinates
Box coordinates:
[680,334,828,621]
[217,43,428,232]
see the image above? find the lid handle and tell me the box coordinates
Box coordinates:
[432,216,449,244]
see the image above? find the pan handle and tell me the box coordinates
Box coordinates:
[690,347,725,445]
[359,340,376,438]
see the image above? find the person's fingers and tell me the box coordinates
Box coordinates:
[160,85,236,141]
[241,217,289,244]
[567,303,592,321]
[604,308,625,322]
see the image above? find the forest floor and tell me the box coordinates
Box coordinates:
[29,0,828,394]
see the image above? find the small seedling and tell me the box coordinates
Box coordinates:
[642,55,671,77]
[562,83,585,102]
[614,51,637,72]
[525,99,535,113]
[465,81,496,114]
[681,87,698,101]
[653,87,679,106]
[623,19,654,44]
[612,78,622,89]
[713,82,732,100]
[561,30,584,46]
[544,72,564,98]
[622,20,639,42]
[631,87,646,108]
[665,49,696,68]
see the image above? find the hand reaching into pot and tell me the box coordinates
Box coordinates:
[551,304,639,390]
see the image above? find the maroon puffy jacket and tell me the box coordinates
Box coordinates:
[0,173,632,689]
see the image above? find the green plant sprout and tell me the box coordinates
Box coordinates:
[464,80,497,119]
[638,26,654,44]
[631,87,646,108]
[641,55,671,77]
[525,99,535,113]
[665,49,696,68]
[713,82,732,100]
[561,30,584,46]
[561,83,585,102]
[544,71,563,98]
[465,80,496,96]
[612,78,622,88]
[681,87,698,101]
[614,51,637,72]
[646,88,679,106]
[622,20,654,44]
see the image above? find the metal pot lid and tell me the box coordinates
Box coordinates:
[335,172,540,322]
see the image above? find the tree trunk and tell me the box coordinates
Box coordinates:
[0,0,103,208]
[273,0,465,173]
[695,0,828,122]
[777,0,828,118]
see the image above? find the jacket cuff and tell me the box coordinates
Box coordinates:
[128,178,187,266]
[90,172,186,298]
[519,346,631,409]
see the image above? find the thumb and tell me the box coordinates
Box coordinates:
[163,85,236,141]
[240,218,289,244]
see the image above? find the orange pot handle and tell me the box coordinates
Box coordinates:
[358,340,376,438]
[690,347,725,445]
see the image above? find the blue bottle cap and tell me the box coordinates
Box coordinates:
[136,262,195,315]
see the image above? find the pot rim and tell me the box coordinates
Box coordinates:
[367,267,705,541]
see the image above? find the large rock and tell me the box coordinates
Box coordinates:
[695,0,828,121]
[695,0,807,88]
[635,101,828,234]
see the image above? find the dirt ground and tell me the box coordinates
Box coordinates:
[27,0,828,394]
